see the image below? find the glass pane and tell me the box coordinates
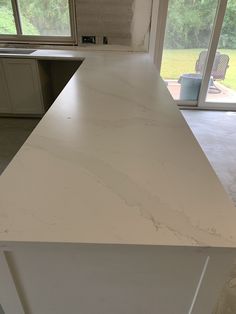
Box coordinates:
[18,0,71,36]
[206,0,236,103]
[0,0,17,34]
[161,0,218,101]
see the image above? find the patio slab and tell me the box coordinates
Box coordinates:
[165,80,236,103]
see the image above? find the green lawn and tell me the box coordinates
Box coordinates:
[161,49,236,91]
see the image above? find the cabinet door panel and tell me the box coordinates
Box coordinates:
[0,61,11,113]
[6,245,208,314]
[0,251,24,314]
[3,58,43,114]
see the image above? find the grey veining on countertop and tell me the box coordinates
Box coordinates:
[0,49,235,247]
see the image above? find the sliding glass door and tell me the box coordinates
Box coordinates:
[160,0,218,104]
[158,0,236,110]
[204,0,236,108]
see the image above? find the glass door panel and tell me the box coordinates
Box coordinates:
[160,0,218,101]
[205,0,236,104]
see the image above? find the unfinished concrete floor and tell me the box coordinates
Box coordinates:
[0,118,40,175]
[182,110,236,206]
[0,113,235,206]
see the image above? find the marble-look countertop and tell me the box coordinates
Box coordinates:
[0,47,89,60]
[0,49,235,247]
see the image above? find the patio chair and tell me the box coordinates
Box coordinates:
[195,51,229,93]
[211,54,229,80]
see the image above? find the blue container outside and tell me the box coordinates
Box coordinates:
[179,73,202,101]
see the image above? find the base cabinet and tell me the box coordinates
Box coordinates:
[0,57,82,116]
[0,244,235,314]
[0,58,44,115]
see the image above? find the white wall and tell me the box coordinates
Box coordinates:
[131,0,153,50]
[75,0,134,45]
[75,0,153,50]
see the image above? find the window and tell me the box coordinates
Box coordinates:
[0,0,17,34]
[0,0,75,43]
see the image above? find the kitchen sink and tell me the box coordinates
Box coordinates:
[0,49,36,55]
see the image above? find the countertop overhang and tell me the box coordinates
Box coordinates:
[0,49,235,247]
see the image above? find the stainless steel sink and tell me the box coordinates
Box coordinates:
[0,49,36,55]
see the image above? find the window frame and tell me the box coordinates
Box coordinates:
[0,0,77,45]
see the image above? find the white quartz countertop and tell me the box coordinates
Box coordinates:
[0,47,86,62]
[0,49,235,247]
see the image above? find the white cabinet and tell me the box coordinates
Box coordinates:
[0,245,224,314]
[0,61,11,114]
[1,58,44,115]
[0,245,235,314]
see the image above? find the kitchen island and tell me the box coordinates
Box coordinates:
[0,49,235,313]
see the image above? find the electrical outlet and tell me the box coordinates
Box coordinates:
[103,36,108,45]
[81,36,96,44]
